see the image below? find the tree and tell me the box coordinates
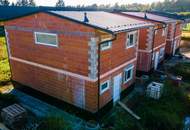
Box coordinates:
[28,0,35,6]
[16,0,28,6]
[56,0,65,7]
[11,2,15,6]
[0,0,10,6]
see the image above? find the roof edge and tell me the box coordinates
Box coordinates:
[116,12,167,25]
[45,11,114,35]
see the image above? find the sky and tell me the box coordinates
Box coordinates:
[9,0,165,6]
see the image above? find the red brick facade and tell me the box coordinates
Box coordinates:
[165,22,182,55]
[5,12,137,113]
[116,13,167,72]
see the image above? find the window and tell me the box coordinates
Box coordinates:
[100,41,112,51]
[123,65,134,83]
[155,30,158,35]
[126,31,138,48]
[152,52,155,61]
[162,28,166,36]
[100,80,110,94]
[34,32,58,47]
[159,47,165,59]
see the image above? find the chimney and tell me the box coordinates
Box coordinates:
[84,12,89,23]
[144,12,148,19]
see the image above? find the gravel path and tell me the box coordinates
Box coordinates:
[11,89,84,130]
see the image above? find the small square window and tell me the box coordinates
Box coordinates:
[100,80,110,94]
[155,30,158,35]
[162,29,166,36]
[159,47,165,59]
[100,41,112,51]
[123,65,134,83]
[126,31,137,48]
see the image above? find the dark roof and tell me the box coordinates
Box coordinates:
[147,11,185,20]
[122,12,177,23]
[48,11,154,33]
[147,10,190,23]
[0,6,92,21]
[0,6,40,21]
[0,6,153,33]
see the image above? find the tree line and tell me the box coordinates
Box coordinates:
[0,0,190,12]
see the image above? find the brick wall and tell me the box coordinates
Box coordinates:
[5,12,138,113]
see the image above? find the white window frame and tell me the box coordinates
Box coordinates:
[162,28,166,36]
[100,41,112,51]
[155,30,158,35]
[123,65,134,84]
[126,31,137,49]
[34,32,58,47]
[159,47,165,59]
[100,80,110,94]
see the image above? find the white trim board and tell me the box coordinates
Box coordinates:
[100,58,136,79]
[10,56,95,82]
[138,43,166,53]
[10,56,137,82]
[166,35,181,41]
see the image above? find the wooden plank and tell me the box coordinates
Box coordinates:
[118,101,141,120]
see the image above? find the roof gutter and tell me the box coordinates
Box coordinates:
[150,24,167,70]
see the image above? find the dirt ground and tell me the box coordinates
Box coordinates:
[180,40,190,58]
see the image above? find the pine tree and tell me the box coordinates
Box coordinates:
[28,0,35,6]
[0,0,3,5]
[56,0,65,7]
[11,2,15,6]
[16,0,28,6]
[0,0,10,6]
[3,0,9,6]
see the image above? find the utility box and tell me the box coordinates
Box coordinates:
[146,82,164,99]
[1,104,27,130]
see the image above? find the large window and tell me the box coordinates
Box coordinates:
[126,31,138,48]
[100,80,110,94]
[100,41,112,51]
[123,65,134,83]
[34,32,58,47]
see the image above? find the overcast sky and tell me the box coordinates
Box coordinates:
[9,0,164,6]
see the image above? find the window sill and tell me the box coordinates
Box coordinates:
[35,42,58,47]
[126,44,136,49]
[123,78,132,84]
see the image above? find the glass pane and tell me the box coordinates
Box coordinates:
[130,34,134,45]
[36,33,57,46]
[101,82,108,90]
[100,42,111,50]
[127,70,131,79]
[101,42,109,48]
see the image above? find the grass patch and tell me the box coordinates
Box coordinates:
[168,62,190,82]
[182,31,190,40]
[37,116,72,130]
[102,78,190,130]
[0,37,11,86]
[135,80,190,130]
[178,12,190,16]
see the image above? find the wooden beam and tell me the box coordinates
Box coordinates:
[118,101,141,120]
